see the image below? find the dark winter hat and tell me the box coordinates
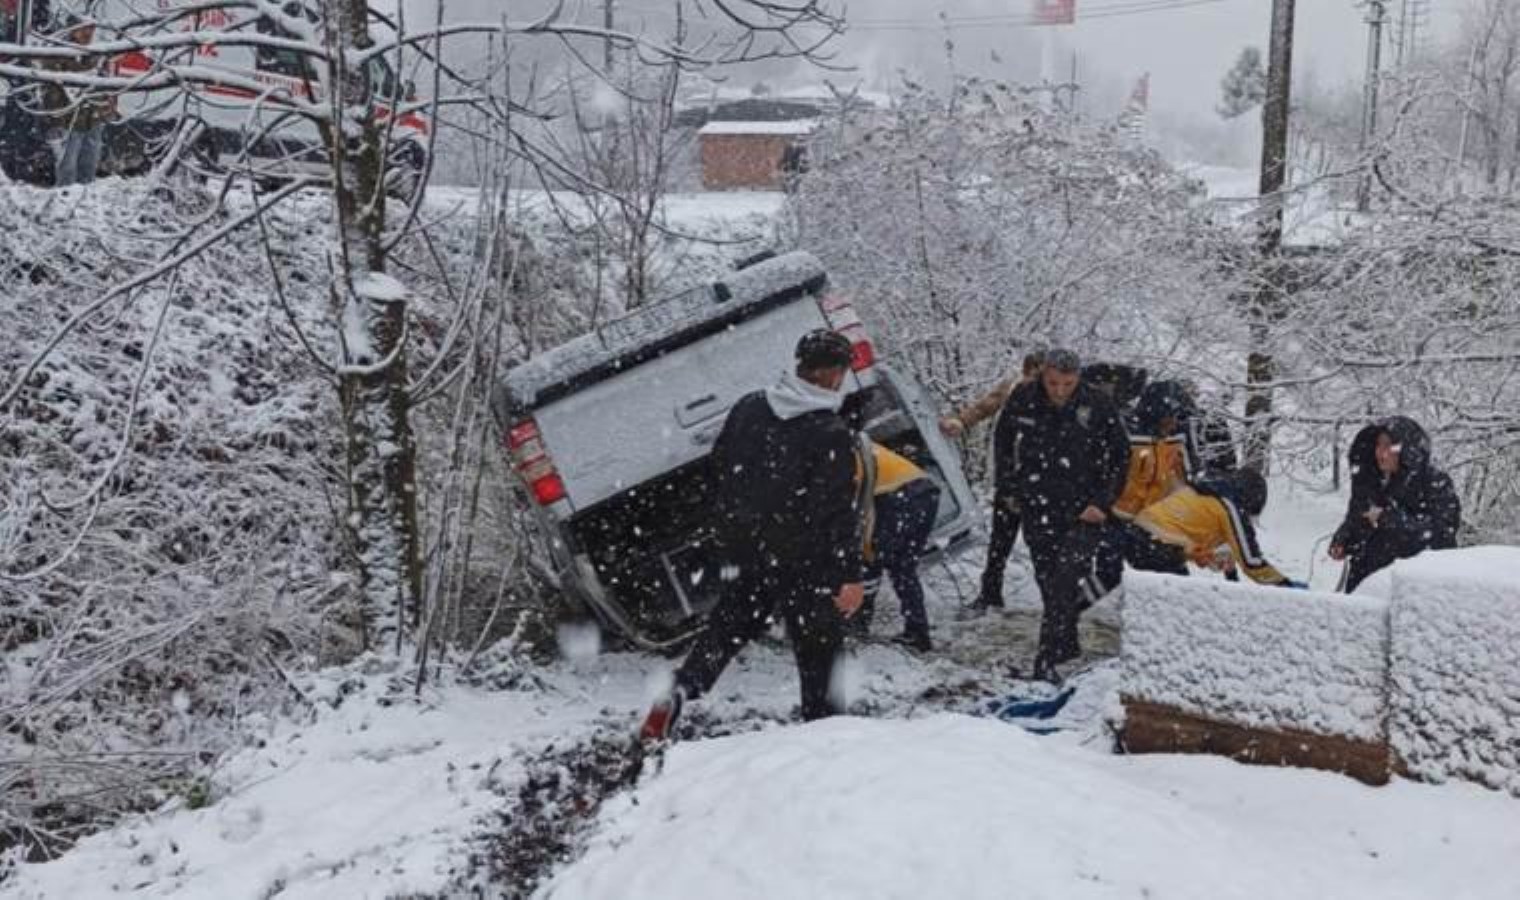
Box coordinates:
[795,329,854,371]
[1044,348,1081,374]
[1348,415,1432,482]
[1082,362,1149,405]
[1133,380,1195,434]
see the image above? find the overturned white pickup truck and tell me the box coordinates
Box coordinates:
[493,251,978,649]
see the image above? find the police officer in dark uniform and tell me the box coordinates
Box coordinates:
[993,349,1129,681]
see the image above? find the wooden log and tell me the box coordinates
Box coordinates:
[1120,697,1394,787]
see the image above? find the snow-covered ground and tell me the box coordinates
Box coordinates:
[9,476,1515,900]
[1181,163,1363,249]
[544,714,1520,900]
[0,629,1025,899]
[423,188,786,233]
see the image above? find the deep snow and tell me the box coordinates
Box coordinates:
[542,714,1520,900]
[6,476,1469,899]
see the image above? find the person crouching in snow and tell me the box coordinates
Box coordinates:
[1112,379,1195,525]
[1127,469,1306,588]
[849,436,941,653]
[639,330,866,743]
[1329,417,1460,593]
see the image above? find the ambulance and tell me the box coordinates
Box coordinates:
[98,0,428,194]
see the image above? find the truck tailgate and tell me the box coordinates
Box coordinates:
[533,299,833,511]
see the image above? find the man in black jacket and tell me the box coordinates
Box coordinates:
[1330,416,1460,592]
[994,349,1130,681]
[640,330,866,741]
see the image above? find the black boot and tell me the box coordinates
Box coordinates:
[892,629,932,653]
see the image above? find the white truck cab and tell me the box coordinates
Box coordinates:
[494,251,978,649]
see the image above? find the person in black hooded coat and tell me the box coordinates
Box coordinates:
[1330,416,1461,592]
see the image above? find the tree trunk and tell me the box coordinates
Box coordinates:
[331,0,425,649]
[1244,0,1295,470]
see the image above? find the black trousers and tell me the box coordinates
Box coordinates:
[1122,523,1189,576]
[675,550,845,721]
[977,490,1022,606]
[1025,522,1122,672]
[862,479,940,637]
[1344,529,1428,592]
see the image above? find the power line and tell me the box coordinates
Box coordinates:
[846,0,1243,32]
[852,0,1220,25]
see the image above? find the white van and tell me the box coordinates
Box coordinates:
[97,0,427,193]
[493,251,980,649]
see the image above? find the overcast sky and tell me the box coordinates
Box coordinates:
[602,1,1463,113]
[415,0,1468,165]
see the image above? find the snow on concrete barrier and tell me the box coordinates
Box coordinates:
[1387,547,1520,796]
[1121,572,1394,784]
[1122,573,1391,740]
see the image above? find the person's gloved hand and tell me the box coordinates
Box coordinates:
[1280,579,1310,590]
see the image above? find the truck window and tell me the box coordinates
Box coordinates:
[254,10,313,80]
[367,56,400,100]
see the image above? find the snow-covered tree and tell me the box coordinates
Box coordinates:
[788,76,1234,474]
[1218,46,1267,120]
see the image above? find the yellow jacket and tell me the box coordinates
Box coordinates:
[1134,486,1287,585]
[1114,435,1190,520]
[872,444,926,496]
[856,441,927,560]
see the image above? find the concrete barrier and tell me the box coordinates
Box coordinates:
[1120,573,1393,785]
[1120,549,1520,795]
[1387,547,1520,796]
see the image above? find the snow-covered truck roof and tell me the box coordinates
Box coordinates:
[495,251,828,417]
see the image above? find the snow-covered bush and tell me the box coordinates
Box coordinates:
[0,181,360,851]
[785,77,1240,477]
[788,77,1520,541]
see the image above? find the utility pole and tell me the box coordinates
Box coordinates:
[1394,0,1429,68]
[1453,40,1479,196]
[1070,52,1081,121]
[1243,0,1296,469]
[603,0,614,72]
[1357,0,1386,212]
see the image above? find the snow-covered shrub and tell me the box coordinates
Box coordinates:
[1121,573,1390,742]
[1263,224,1520,543]
[786,77,1237,477]
[1388,547,1520,796]
[0,181,366,851]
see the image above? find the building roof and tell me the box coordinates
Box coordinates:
[675,97,822,129]
[697,120,816,136]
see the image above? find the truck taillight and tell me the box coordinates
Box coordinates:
[507,419,567,506]
[819,294,876,372]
